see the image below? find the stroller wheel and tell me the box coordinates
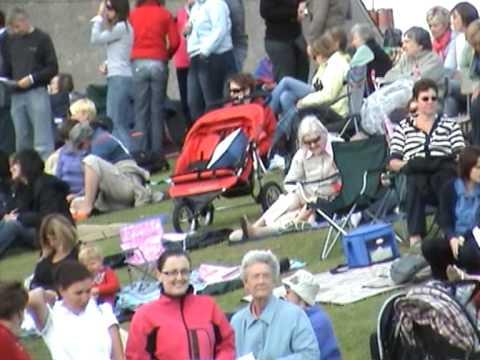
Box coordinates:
[199,204,215,226]
[172,202,198,233]
[259,182,283,212]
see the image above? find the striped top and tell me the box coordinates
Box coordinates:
[390,115,465,161]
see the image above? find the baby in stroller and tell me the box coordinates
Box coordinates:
[229,113,342,243]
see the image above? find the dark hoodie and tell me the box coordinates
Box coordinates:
[15,173,73,229]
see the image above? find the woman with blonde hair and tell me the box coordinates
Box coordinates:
[426,6,456,69]
[229,113,342,243]
[30,214,79,290]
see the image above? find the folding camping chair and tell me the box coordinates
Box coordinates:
[119,216,165,288]
[307,135,388,259]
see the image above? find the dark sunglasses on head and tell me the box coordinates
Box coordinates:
[419,96,438,102]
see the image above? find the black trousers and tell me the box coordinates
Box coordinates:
[471,95,480,145]
[265,35,309,84]
[422,234,480,280]
[405,175,438,237]
[176,67,191,127]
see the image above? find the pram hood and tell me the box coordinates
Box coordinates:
[173,103,268,177]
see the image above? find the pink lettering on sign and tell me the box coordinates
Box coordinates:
[120,217,165,266]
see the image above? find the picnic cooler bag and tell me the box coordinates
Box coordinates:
[342,223,399,268]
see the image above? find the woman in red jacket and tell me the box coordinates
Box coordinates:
[129,0,180,167]
[126,249,235,360]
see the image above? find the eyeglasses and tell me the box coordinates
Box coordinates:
[303,136,321,146]
[161,269,191,278]
[229,87,243,94]
[419,96,438,102]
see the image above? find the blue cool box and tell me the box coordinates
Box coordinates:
[342,223,399,268]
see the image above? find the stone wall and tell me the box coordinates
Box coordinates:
[0,0,266,97]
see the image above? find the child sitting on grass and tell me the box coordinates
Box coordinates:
[79,245,120,305]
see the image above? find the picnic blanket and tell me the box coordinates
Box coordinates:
[243,261,402,305]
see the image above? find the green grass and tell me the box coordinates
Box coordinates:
[0,171,407,360]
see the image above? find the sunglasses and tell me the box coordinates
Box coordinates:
[419,96,438,102]
[303,136,321,146]
[229,88,243,94]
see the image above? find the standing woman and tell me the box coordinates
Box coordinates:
[186,0,237,121]
[173,0,195,127]
[91,0,134,151]
[126,249,235,359]
[129,0,180,166]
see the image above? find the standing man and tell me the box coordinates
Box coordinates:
[260,0,310,83]
[0,9,15,155]
[231,250,320,360]
[224,0,249,71]
[302,0,351,48]
[3,8,57,160]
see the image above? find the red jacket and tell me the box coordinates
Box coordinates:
[173,6,190,69]
[129,1,180,61]
[126,291,235,360]
[0,323,32,360]
[94,266,120,305]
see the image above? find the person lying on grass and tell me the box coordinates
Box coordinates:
[229,113,342,243]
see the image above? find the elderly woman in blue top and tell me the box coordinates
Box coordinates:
[231,250,320,360]
[186,0,237,121]
[422,146,480,280]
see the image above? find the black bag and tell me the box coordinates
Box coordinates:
[163,228,232,251]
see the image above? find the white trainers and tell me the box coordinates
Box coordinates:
[268,154,285,171]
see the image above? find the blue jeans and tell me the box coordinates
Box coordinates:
[107,76,134,151]
[132,60,169,156]
[0,220,36,258]
[10,87,54,159]
[187,50,237,121]
[269,77,312,114]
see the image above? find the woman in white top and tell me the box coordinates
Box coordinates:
[28,260,124,360]
[91,0,134,151]
[229,114,342,243]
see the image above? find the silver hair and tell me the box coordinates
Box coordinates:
[240,250,280,282]
[426,6,450,28]
[7,7,29,25]
[297,114,328,145]
[351,23,375,43]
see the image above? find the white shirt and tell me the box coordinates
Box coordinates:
[40,298,118,360]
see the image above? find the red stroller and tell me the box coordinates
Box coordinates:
[169,103,282,233]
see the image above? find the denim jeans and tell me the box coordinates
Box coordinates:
[269,76,312,114]
[0,220,36,258]
[187,50,237,121]
[265,35,310,83]
[107,75,134,151]
[10,87,54,159]
[132,60,169,156]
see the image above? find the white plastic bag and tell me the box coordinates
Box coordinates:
[361,79,414,135]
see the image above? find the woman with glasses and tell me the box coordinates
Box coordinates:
[389,78,465,247]
[126,249,235,360]
[91,0,134,151]
[229,113,342,243]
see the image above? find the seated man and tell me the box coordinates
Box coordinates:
[68,122,161,218]
[225,73,276,159]
[231,250,320,360]
[283,270,342,360]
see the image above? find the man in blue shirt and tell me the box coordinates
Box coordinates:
[231,250,320,359]
[283,269,342,360]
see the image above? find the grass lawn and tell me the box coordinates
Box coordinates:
[0,170,407,360]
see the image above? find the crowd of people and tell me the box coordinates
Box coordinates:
[2,0,480,358]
